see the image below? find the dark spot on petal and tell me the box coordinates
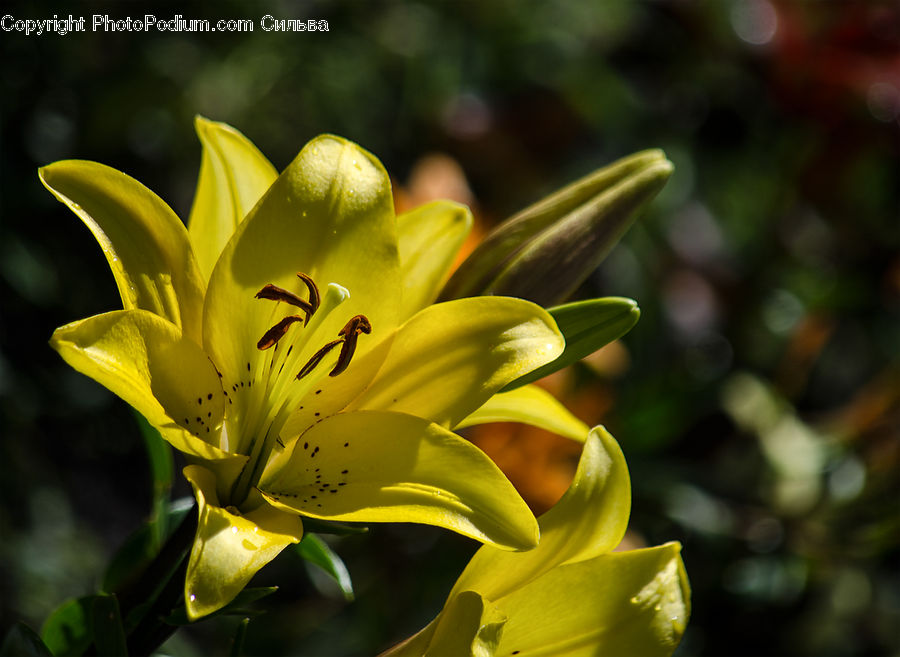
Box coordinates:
[196,417,202,422]
[207,412,212,418]
[247,362,251,372]
[314,412,320,417]
[341,470,348,474]
[207,393,213,400]
[304,442,308,449]
[316,389,322,395]
[311,495,317,499]
[197,397,202,405]
[338,483,346,486]
[184,418,190,424]
[344,442,349,447]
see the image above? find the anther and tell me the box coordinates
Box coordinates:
[255,284,315,323]
[330,315,371,377]
[257,315,304,350]
[295,272,321,314]
[254,272,322,350]
[295,314,372,380]
[296,339,343,380]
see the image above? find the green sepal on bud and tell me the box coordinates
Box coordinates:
[439,149,673,306]
[502,296,640,392]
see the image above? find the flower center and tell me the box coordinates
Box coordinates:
[230,272,370,505]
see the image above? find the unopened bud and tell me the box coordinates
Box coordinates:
[439,150,673,306]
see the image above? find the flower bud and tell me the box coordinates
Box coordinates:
[439,150,673,306]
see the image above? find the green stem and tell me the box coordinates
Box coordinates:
[84,504,198,657]
[116,504,197,619]
[125,556,190,657]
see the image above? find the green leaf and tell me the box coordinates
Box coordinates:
[502,297,640,391]
[296,533,355,601]
[0,623,52,657]
[91,595,127,657]
[164,587,278,626]
[41,596,96,657]
[299,517,369,536]
[229,618,250,657]
[102,500,192,594]
[134,411,174,550]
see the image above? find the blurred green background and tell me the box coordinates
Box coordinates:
[1,1,898,655]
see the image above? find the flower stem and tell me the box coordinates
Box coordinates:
[84,503,198,657]
[116,504,197,617]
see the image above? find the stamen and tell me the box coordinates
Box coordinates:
[295,272,321,314]
[295,314,372,379]
[296,339,343,380]
[254,273,323,350]
[331,315,372,375]
[257,315,305,350]
[339,314,372,337]
[255,284,315,323]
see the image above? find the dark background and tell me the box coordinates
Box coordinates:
[1,1,898,655]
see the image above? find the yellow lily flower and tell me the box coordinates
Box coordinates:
[42,125,567,619]
[381,426,691,657]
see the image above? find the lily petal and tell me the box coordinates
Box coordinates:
[449,427,630,600]
[495,543,690,657]
[183,465,303,620]
[455,384,589,442]
[349,297,564,429]
[259,410,540,551]
[50,309,237,462]
[39,160,205,342]
[427,591,506,657]
[397,201,472,321]
[188,117,278,281]
[379,591,506,657]
[203,135,400,432]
